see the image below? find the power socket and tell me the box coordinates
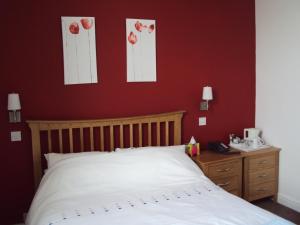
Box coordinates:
[199,117,206,126]
[11,131,22,142]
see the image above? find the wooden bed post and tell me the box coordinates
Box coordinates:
[174,113,183,145]
[28,123,42,189]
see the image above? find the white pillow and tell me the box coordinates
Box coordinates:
[115,145,186,153]
[41,146,204,196]
[44,152,108,169]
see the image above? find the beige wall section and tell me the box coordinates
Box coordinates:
[255,0,300,212]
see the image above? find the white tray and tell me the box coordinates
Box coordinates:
[230,143,270,152]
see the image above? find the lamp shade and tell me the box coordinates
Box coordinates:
[202,86,213,100]
[8,93,21,110]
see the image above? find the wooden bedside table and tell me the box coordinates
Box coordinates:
[240,147,280,202]
[192,151,243,197]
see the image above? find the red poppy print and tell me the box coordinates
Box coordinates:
[148,24,155,33]
[69,22,80,34]
[80,18,93,30]
[135,21,144,32]
[128,31,137,45]
[126,19,156,82]
[62,17,98,85]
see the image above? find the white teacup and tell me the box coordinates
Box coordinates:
[252,138,264,148]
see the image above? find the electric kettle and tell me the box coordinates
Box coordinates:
[244,128,261,140]
[244,128,264,148]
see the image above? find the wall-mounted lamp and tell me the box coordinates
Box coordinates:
[8,93,21,123]
[200,86,213,110]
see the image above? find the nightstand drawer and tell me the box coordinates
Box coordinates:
[192,151,243,198]
[249,181,276,201]
[249,168,275,184]
[210,175,238,192]
[249,155,275,171]
[208,160,240,178]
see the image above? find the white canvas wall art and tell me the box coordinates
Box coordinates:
[126,18,156,82]
[61,17,98,85]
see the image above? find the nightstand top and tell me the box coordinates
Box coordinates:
[192,150,243,165]
[238,146,280,157]
[192,146,280,165]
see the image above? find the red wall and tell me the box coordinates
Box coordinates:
[0,0,255,223]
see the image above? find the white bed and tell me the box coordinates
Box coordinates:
[26,146,294,225]
[25,111,295,225]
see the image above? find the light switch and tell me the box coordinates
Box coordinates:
[199,117,206,126]
[11,131,22,142]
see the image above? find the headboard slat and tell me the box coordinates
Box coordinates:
[120,125,124,148]
[100,126,104,151]
[110,126,114,150]
[90,127,94,151]
[80,127,84,152]
[69,128,74,153]
[129,124,133,147]
[157,122,161,146]
[138,123,142,147]
[166,121,169,146]
[47,130,52,153]
[27,111,185,189]
[148,123,152,146]
[58,129,63,153]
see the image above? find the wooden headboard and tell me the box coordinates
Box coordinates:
[27,111,185,188]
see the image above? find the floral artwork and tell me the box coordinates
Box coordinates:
[61,17,98,85]
[126,19,156,82]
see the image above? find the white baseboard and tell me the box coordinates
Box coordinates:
[278,193,300,213]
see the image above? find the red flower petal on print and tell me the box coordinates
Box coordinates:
[80,18,93,30]
[69,22,80,34]
[128,31,137,45]
[148,24,155,33]
[134,21,144,32]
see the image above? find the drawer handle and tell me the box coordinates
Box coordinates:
[216,168,231,172]
[258,174,267,178]
[258,160,267,164]
[256,188,267,192]
[218,182,230,187]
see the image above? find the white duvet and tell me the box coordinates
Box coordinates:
[26,148,294,225]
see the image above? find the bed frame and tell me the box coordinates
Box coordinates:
[27,111,185,189]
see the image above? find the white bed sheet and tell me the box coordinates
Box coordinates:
[26,148,294,225]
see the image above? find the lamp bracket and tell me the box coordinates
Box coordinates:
[200,101,209,110]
